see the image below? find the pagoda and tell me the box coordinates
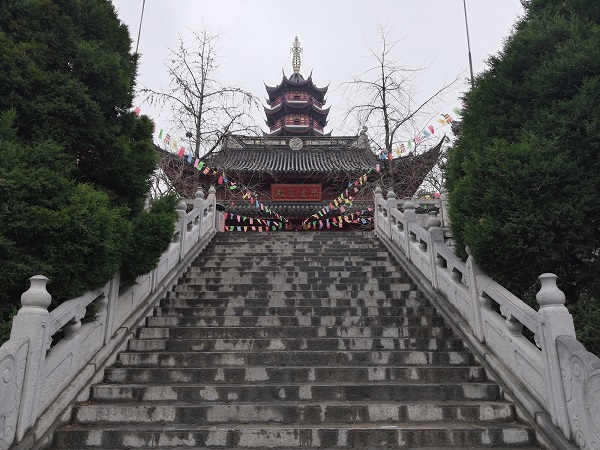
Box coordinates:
[158,38,444,231]
[264,37,329,136]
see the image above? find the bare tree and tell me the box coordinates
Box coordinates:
[342,24,460,186]
[143,28,260,192]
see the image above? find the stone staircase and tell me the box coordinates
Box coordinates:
[53,232,540,449]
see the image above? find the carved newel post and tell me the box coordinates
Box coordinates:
[176,200,187,260]
[194,188,205,212]
[207,185,217,230]
[401,198,416,255]
[439,189,449,227]
[374,186,383,234]
[536,273,576,439]
[425,210,444,290]
[386,188,397,210]
[464,247,485,342]
[10,275,52,440]
[385,188,397,239]
[194,188,205,239]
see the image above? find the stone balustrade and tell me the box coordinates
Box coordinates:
[374,186,598,450]
[0,187,218,450]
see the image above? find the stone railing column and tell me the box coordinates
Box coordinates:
[402,198,417,257]
[465,247,485,342]
[439,189,449,228]
[9,276,52,441]
[425,210,444,291]
[374,186,383,233]
[194,188,205,240]
[386,188,398,239]
[207,185,217,231]
[103,272,120,343]
[536,273,576,439]
[176,200,187,261]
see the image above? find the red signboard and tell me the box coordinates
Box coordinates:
[271,184,322,202]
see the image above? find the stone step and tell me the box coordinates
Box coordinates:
[116,350,474,368]
[184,268,403,278]
[160,298,431,311]
[53,423,537,448]
[52,232,542,449]
[158,296,431,309]
[144,315,446,328]
[105,365,487,385]
[90,382,500,403]
[163,294,424,306]
[175,272,412,290]
[72,401,517,425]
[128,337,465,352]
[200,253,394,260]
[153,305,440,317]
[204,248,392,255]
[136,325,454,340]
[171,283,413,294]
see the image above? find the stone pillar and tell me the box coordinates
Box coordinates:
[465,247,485,342]
[207,185,217,232]
[439,189,450,228]
[402,198,417,256]
[104,272,120,342]
[176,200,187,261]
[386,188,397,239]
[194,188,205,239]
[536,273,576,439]
[426,210,444,291]
[10,276,52,441]
[374,186,383,234]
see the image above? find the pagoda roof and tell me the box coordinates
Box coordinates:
[264,100,330,118]
[205,138,375,174]
[265,72,328,103]
[156,135,445,200]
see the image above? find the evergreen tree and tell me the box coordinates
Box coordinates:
[446,0,600,353]
[0,0,178,339]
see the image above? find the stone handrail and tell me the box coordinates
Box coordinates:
[374,186,598,449]
[0,187,218,450]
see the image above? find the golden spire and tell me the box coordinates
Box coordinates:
[291,36,302,74]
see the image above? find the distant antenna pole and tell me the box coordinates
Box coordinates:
[135,0,146,54]
[291,36,302,74]
[462,0,475,88]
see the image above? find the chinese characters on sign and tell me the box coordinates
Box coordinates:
[271,184,322,202]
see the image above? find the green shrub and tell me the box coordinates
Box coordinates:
[446,0,600,354]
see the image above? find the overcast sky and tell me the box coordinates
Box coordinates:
[111,0,524,144]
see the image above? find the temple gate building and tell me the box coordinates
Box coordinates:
[161,37,443,231]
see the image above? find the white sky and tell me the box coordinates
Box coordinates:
[111,0,524,145]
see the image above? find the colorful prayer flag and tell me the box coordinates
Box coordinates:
[177,147,185,158]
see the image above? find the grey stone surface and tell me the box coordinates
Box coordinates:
[52,232,540,448]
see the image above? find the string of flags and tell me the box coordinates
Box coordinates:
[133,104,459,232]
[375,109,462,160]
[302,209,374,230]
[302,169,376,226]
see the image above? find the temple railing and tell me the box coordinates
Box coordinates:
[374,186,596,450]
[0,187,218,450]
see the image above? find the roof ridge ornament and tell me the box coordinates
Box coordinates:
[291,36,302,75]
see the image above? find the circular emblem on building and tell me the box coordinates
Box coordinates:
[289,137,303,150]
